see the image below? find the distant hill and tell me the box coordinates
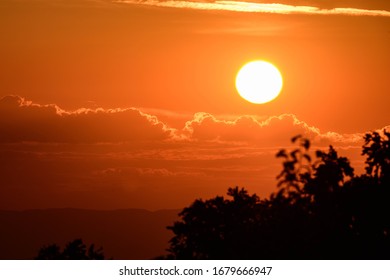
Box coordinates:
[0,208,179,259]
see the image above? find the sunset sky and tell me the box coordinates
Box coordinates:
[0,0,389,210]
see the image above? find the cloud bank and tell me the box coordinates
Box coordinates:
[114,0,390,17]
[0,95,175,143]
[1,95,387,210]
[0,95,368,146]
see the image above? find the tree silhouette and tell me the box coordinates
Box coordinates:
[362,130,390,184]
[167,187,262,259]
[35,239,105,260]
[166,130,390,259]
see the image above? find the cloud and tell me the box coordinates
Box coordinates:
[181,112,364,148]
[0,95,378,148]
[137,168,204,177]
[1,95,388,210]
[0,95,176,143]
[114,0,390,17]
[0,95,374,148]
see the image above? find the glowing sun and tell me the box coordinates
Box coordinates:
[235,60,283,104]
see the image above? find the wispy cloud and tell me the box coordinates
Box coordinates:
[114,0,390,17]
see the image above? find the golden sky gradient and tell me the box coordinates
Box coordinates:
[0,0,389,210]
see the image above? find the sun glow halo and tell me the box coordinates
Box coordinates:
[235,61,283,104]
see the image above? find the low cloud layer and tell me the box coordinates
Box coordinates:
[114,0,390,17]
[0,95,369,146]
[0,95,174,143]
[181,112,365,147]
[1,95,387,210]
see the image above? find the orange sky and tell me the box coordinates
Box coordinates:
[0,0,389,210]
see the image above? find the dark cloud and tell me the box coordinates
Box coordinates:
[0,95,387,210]
[0,95,174,143]
[182,112,365,148]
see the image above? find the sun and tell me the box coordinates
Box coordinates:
[235,60,283,104]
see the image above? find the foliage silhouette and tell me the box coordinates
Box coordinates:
[362,130,390,184]
[167,130,390,259]
[35,239,105,260]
